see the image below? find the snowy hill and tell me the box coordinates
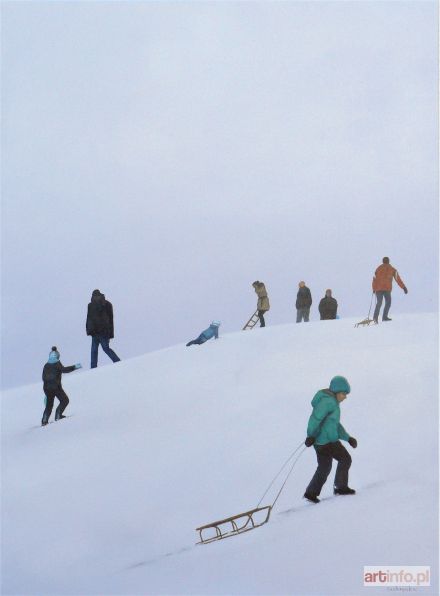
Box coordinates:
[2,313,438,595]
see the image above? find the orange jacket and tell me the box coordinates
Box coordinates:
[372,263,406,292]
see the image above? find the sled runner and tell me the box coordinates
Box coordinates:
[196,505,272,544]
[242,310,260,330]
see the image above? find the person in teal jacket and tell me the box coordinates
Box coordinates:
[186,321,221,347]
[303,376,358,503]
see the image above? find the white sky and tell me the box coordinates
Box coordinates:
[1,0,438,388]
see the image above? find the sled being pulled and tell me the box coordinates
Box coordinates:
[196,505,272,544]
[354,318,377,328]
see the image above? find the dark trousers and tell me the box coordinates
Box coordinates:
[186,335,207,347]
[296,307,310,323]
[306,441,352,496]
[42,387,69,424]
[258,310,266,327]
[373,291,391,321]
[91,335,121,368]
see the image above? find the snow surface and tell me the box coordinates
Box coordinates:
[2,313,438,595]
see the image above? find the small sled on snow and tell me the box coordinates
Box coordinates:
[242,310,260,330]
[196,442,306,545]
[354,318,377,328]
[196,506,272,544]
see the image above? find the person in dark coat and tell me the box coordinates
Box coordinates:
[318,289,338,320]
[296,281,312,322]
[86,289,121,368]
[42,347,81,426]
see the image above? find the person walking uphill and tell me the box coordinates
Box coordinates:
[303,376,357,503]
[319,289,338,320]
[372,257,408,323]
[86,289,121,368]
[296,281,312,322]
[252,281,270,327]
[186,321,221,346]
[42,347,81,426]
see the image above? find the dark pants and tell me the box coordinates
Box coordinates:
[258,310,266,327]
[296,307,310,323]
[42,387,69,424]
[186,335,207,347]
[373,291,391,321]
[305,441,352,496]
[91,335,121,368]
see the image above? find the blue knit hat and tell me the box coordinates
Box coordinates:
[48,346,60,363]
[211,321,221,327]
[329,376,351,394]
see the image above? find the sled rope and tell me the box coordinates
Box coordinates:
[367,291,375,320]
[256,441,306,509]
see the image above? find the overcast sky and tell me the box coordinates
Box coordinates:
[1,0,438,388]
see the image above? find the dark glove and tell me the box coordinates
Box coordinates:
[348,437,357,448]
[403,287,408,294]
[305,436,315,447]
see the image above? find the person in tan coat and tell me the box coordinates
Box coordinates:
[372,257,408,322]
[252,281,270,327]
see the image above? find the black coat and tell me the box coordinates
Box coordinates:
[42,361,76,391]
[86,294,114,338]
[319,296,338,320]
[296,287,312,309]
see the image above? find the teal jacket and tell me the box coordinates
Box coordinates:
[306,389,350,445]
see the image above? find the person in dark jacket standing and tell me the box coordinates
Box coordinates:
[318,289,338,320]
[303,376,357,503]
[296,281,312,322]
[86,289,121,368]
[42,347,81,426]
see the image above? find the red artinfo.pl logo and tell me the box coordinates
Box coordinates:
[364,566,430,587]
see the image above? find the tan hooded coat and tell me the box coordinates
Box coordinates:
[254,283,270,312]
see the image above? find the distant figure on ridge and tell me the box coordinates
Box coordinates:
[318,289,338,320]
[186,321,221,346]
[296,281,312,322]
[41,346,81,426]
[303,376,357,503]
[86,289,121,368]
[372,257,408,323]
[252,281,270,327]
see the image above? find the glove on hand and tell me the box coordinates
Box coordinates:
[348,437,357,448]
[305,436,315,447]
[75,363,82,369]
[403,287,408,294]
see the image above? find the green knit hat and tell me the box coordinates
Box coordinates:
[329,376,351,394]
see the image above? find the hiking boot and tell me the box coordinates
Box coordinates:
[334,487,356,495]
[373,318,378,324]
[304,492,320,503]
[383,317,392,322]
[55,414,67,421]
[41,420,48,426]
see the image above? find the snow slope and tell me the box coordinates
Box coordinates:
[2,313,438,595]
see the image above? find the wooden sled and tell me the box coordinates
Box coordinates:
[196,505,272,544]
[242,310,260,330]
[354,318,377,328]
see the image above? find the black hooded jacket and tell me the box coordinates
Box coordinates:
[318,295,338,320]
[42,361,76,391]
[86,291,114,338]
[296,286,312,309]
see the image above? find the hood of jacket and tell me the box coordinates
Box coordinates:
[311,389,336,407]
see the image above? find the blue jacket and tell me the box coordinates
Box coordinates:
[200,324,219,341]
[306,389,350,445]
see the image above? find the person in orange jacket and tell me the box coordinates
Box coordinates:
[372,257,408,322]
